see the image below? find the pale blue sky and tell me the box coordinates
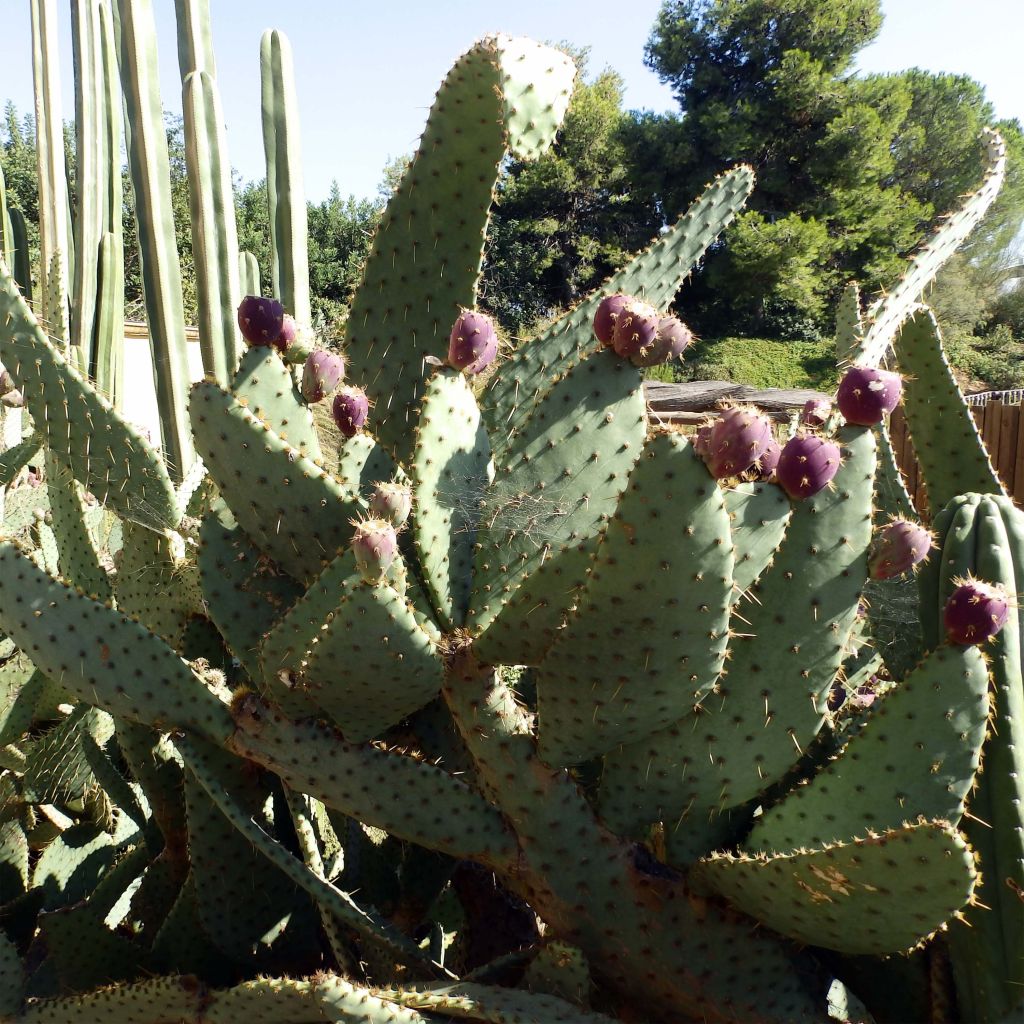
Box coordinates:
[3,0,1022,202]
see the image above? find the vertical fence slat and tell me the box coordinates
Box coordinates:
[998,404,1018,495]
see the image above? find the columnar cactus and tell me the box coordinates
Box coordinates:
[0,4,1018,1023]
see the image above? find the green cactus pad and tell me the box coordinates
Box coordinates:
[872,419,916,522]
[230,347,319,459]
[598,426,875,835]
[333,432,398,500]
[31,822,125,911]
[303,580,444,742]
[178,739,320,967]
[833,282,864,366]
[860,129,1007,367]
[189,381,360,582]
[228,697,517,871]
[895,307,1003,511]
[0,432,40,488]
[0,819,29,898]
[344,36,575,461]
[115,521,201,645]
[383,982,621,1023]
[0,657,43,747]
[724,481,791,596]
[536,431,733,765]
[197,505,312,717]
[0,263,180,530]
[0,542,233,742]
[484,165,755,447]
[0,931,23,1019]
[747,643,990,852]
[470,352,647,664]
[412,367,491,627]
[44,456,111,601]
[177,734,434,970]
[692,820,977,956]
[19,976,201,1024]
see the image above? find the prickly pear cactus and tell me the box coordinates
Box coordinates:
[0,3,1018,1023]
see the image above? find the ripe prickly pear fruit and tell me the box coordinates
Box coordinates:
[448,309,498,374]
[943,577,1010,645]
[0,368,14,396]
[369,481,413,529]
[276,315,317,364]
[869,519,934,580]
[776,434,842,499]
[630,315,694,367]
[332,386,369,438]
[801,397,832,427]
[593,293,631,346]
[351,518,399,583]
[237,295,285,347]
[301,350,346,403]
[749,436,781,480]
[836,365,903,425]
[612,299,659,359]
[706,406,774,479]
[693,423,713,463]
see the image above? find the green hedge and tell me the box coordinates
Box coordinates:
[677,336,839,390]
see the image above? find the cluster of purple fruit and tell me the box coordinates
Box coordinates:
[237,295,367,439]
[593,293,693,367]
[350,481,414,584]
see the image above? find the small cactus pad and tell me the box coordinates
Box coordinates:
[0,542,232,742]
[0,261,180,530]
[189,381,360,582]
[230,346,320,459]
[344,36,574,461]
[895,307,1003,510]
[692,821,978,956]
[412,368,491,628]
[228,697,517,869]
[723,481,791,596]
[834,281,864,366]
[302,579,444,741]
[746,643,990,852]
[599,427,875,835]
[484,165,754,447]
[332,431,398,502]
[470,352,647,663]
[536,432,734,765]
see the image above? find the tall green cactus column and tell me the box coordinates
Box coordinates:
[260,30,311,326]
[115,0,195,482]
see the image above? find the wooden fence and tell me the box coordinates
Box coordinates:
[889,399,1024,514]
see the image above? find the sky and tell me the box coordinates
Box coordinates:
[3,0,1023,203]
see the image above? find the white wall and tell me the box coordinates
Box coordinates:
[120,336,206,446]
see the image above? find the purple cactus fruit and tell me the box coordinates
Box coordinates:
[836,366,903,425]
[237,295,285,348]
[801,397,832,427]
[332,386,369,438]
[748,436,781,481]
[776,434,842,499]
[369,481,413,530]
[448,309,498,375]
[869,519,934,580]
[612,299,660,359]
[301,349,346,403]
[593,294,631,347]
[273,313,297,354]
[706,406,774,479]
[693,423,713,463]
[944,577,1010,646]
[630,315,694,367]
[351,518,399,583]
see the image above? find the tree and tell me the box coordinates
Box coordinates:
[480,49,661,338]
[633,0,1024,338]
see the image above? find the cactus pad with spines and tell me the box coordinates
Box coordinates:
[301,578,444,742]
[189,381,359,582]
[746,643,990,853]
[693,821,978,956]
[536,431,733,764]
[412,368,491,628]
[470,352,647,664]
[332,432,398,502]
[483,165,755,446]
[344,36,575,461]
[723,480,791,595]
[0,264,180,530]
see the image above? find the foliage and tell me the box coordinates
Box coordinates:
[680,335,838,389]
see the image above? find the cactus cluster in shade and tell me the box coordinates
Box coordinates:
[0,3,1021,1024]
